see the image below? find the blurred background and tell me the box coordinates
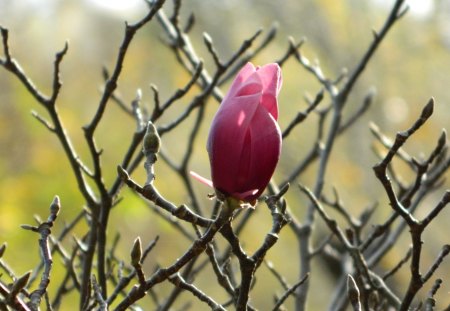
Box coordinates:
[0,0,449,309]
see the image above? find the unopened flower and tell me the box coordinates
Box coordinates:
[192,62,282,205]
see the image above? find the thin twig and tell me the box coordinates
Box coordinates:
[272,274,309,311]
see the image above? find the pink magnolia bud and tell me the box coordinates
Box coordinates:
[207,62,282,203]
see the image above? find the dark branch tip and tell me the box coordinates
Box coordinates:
[277,183,290,198]
[0,26,8,37]
[266,22,278,40]
[202,32,213,46]
[397,4,410,19]
[21,224,38,232]
[50,195,61,215]
[12,271,31,293]
[101,65,110,80]
[0,243,6,258]
[421,98,434,120]
[443,190,450,203]
[58,41,69,57]
[131,237,143,266]
[438,129,447,147]
[150,84,158,92]
[442,244,450,254]
[364,87,377,105]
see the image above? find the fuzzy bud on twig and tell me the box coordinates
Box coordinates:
[143,121,161,155]
[131,237,142,266]
[48,195,60,223]
[9,272,31,299]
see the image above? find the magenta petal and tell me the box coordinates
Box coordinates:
[235,81,262,98]
[260,93,278,120]
[225,63,256,99]
[255,63,282,120]
[207,94,262,196]
[242,105,281,200]
[257,63,282,96]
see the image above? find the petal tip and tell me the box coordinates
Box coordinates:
[190,171,213,188]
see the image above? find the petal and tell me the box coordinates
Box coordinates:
[235,70,263,97]
[189,171,213,188]
[255,63,282,120]
[257,63,282,96]
[260,93,278,121]
[236,105,281,200]
[235,81,262,98]
[224,62,256,100]
[207,93,262,195]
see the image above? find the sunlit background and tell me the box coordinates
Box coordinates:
[0,0,449,309]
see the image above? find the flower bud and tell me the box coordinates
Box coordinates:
[207,62,282,203]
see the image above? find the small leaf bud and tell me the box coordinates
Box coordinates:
[131,237,142,266]
[143,122,161,154]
